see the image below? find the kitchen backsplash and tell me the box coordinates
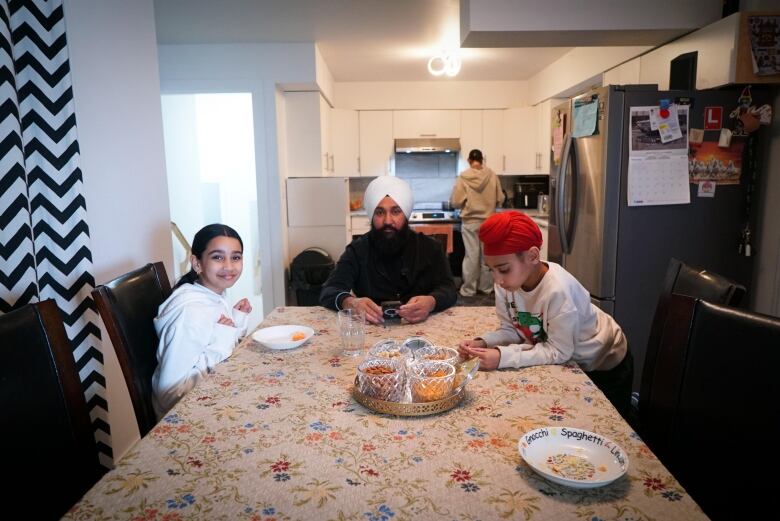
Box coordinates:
[395,153,458,204]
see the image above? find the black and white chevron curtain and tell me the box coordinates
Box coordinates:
[0,0,111,466]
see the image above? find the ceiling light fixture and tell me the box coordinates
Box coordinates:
[427,50,461,77]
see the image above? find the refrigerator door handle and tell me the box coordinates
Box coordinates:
[557,133,573,254]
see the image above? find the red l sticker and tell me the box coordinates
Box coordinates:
[704,107,723,130]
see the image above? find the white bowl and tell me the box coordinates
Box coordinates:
[518,427,629,489]
[251,325,314,350]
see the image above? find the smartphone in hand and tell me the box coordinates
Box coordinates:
[380,300,402,322]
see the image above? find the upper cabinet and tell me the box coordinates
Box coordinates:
[359,111,394,177]
[331,109,360,177]
[502,107,536,175]
[482,109,505,174]
[459,110,482,169]
[285,91,332,177]
[393,110,460,138]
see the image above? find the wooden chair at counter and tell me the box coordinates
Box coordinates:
[92,262,171,436]
[0,299,104,519]
[643,294,779,519]
[632,257,745,427]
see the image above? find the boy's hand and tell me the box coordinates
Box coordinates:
[217,314,236,327]
[234,298,252,313]
[461,344,500,371]
[457,339,487,357]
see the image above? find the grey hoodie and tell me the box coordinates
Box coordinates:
[449,166,505,223]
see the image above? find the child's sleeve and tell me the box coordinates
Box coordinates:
[496,309,578,368]
[479,291,524,347]
[232,307,249,337]
[154,305,239,405]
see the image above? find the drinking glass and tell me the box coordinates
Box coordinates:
[338,308,366,356]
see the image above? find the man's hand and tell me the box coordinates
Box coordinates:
[343,296,383,325]
[398,295,436,324]
[459,342,500,371]
[457,338,486,358]
[233,298,252,313]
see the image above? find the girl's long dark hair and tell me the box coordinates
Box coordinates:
[175,223,244,289]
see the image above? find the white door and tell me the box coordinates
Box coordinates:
[459,110,482,171]
[161,93,264,329]
[503,107,536,174]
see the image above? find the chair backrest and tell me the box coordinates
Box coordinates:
[639,258,745,415]
[92,262,172,436]
[0,299,103,518]
[643,295,780,518]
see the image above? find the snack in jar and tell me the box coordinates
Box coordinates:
[414,345,460,366]
[357,358,405,402]
[367,340,411,362]
[409,360,456,402]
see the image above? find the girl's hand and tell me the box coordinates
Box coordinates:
[457,338,487,357]
[217,314,236,327]
[234,298,252,313]
[461,345,500,371]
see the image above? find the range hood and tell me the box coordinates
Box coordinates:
[395,138,460,154]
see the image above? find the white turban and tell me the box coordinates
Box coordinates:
[363,176,414,218]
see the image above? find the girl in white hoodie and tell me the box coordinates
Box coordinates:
[152,224,252,418]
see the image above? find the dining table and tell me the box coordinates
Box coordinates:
[65,306,707,521]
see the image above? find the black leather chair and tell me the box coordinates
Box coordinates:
[0,299,103,519]
[634,258,745,425]
[642,294,779,519]
[92,262,171,436]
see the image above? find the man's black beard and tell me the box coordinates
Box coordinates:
[369,222,411,256]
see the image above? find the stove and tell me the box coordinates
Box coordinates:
[409,209,460,223]
[409,202,460,223]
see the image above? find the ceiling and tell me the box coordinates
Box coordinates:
[153,0,573,82]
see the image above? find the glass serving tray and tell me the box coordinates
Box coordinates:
[352,357,479,416]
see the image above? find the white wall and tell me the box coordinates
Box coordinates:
[527,46,651,104]
[638,13,740,90]
[334,81,527,109]
[602,57,641,86]
[158,43,320,315]
[64,0,172,459]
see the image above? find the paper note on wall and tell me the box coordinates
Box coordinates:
[627,105,690,206]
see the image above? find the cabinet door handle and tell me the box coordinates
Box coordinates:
[323,153,329,173]
[420,133,437,137]
[357,156,361,174]
[502,155,506,171]
[330,154,334,172]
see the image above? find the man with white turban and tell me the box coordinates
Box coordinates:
[320,176,457,324]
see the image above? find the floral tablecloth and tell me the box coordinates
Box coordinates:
[66,306,706,521]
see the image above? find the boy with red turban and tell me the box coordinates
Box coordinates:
[457,211,632,417]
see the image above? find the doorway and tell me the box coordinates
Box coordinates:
[161,93,263,329]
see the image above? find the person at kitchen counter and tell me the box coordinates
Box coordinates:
[450,149,505,297]
[457,211,633,418]
[319,176,457,324]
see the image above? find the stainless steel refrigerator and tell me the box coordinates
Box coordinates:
[549,84,773,388]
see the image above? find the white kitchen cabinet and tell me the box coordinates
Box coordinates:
[534,100,551,174]
[359,111,393,177]
[331,108,360,177]
[392,110,460,138]
[459,110,482,169]
[503,107,536,175]
[285,91,332,177]
[482,109,504,173]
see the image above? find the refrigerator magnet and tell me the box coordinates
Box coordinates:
[697,181,716,198]
[689,128,704,144]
